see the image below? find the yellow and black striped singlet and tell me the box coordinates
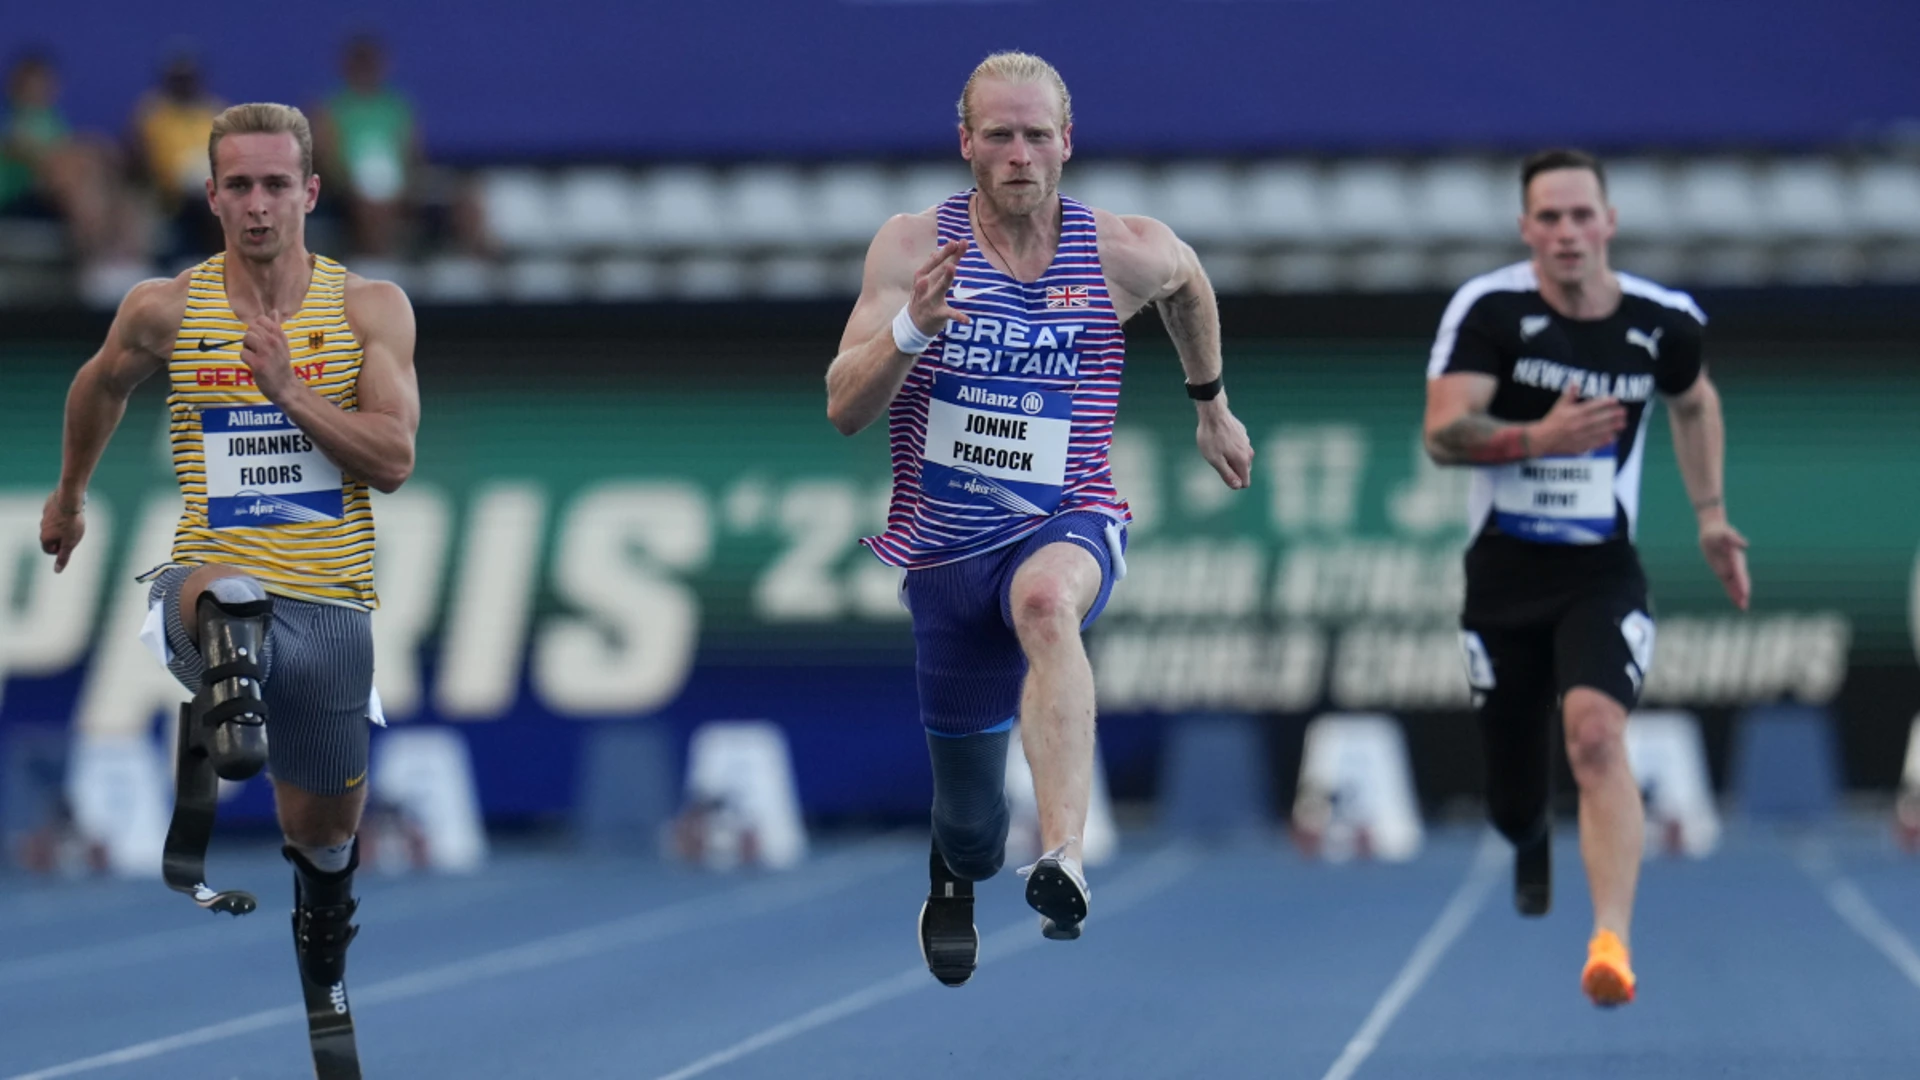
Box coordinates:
[140,253,379,609]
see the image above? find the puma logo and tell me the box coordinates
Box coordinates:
[1626,327,1663,360]
[1520,315,1550,341]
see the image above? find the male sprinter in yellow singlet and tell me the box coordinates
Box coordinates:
[39,102,416,1074]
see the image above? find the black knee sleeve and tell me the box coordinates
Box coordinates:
[1479,694,1554,849]
[926,729,1011,881]
[194,577,273,781]
[1486,774,1551,848]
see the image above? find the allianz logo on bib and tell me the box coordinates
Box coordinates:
[955,384,1021,410]
[1512,358,1654,402]
[221,408,287,428]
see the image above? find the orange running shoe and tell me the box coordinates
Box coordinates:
[1581,929,1636,1007]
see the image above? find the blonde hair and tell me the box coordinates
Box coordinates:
[208,103,314,178]
[957,51,1072,131]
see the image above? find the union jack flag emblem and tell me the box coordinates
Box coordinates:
[1045,284,1090,308]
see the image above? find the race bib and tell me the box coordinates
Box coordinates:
[1491,446,1617,544]
[919,375,1072,517]
[202,405,343,528]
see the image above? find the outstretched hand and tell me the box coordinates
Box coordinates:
[907,240,971,338]
[1699,520,1750,610]
[1196,400,1254,490]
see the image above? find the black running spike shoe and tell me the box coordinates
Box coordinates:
[919,839,978,987]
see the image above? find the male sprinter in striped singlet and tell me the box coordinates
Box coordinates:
[1425,150,1748,1007]
[40,103,416,1073]
[828,52,1254,987]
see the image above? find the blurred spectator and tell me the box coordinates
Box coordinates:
[315,34,418,257]
[314,33,489,265]
[130,46,223,260]
[2,50,141,272]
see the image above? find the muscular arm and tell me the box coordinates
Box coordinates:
[1667,369,1750,608]
[1424,373,1532,465]
[1149,240,1221,386]
[1665,373,1727,522]
[249,277,419,492]
[1098,212,1220,381]
[40,276,179,570]
[825,212,951,436]
[1424,373,1535,465]
[56,278,178,506]
[1099,211,1252,488]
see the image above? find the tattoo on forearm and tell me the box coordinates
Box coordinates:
[1430,414,1532,464]
[1157,286,1219,382]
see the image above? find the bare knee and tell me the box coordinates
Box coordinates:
[1011,579,1079,648]
[1563,688,1628,786]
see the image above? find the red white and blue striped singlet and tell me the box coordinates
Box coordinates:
[862,190,1130,569]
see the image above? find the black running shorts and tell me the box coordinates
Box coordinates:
[1459,568,1654,715]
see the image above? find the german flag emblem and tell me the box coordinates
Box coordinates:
[308,331,324,351]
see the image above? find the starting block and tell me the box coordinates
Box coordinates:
[1897,714,1920,852]
[671,721,807,870]
[368,727,489,873]
[1731,705,1840,822]
[1626,711,1721,858]
[1159,713,1270,842]
[1291,713,1423,862]
[1003,724,1117,868]
[574,723,677,855]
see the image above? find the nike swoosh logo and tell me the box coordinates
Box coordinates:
[343,770,367,789]
[198,337,221,352]
[1063,531,1103,552]
[951,283,1011,302]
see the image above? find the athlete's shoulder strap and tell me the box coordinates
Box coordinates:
[934,190,972,246]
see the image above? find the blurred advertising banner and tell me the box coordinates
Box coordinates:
[2,347,1915,819]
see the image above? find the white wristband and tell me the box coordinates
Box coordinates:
[891,305,938,356]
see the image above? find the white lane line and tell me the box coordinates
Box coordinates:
[650,844,1200,1080]
[1796,841,1920,993]
[1319,834,1504,1080]
[2,846,908,1080]
[0,878,517,988]
[0,888,150,929]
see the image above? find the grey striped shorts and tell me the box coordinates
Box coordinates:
[145,566,375,796]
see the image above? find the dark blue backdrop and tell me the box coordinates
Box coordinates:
[6,0,1915,160]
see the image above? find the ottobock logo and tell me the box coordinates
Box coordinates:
[1020,391,1044,415]
[329,982,349,1014]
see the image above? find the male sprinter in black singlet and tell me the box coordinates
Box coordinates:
[1425,149,1749,1008]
